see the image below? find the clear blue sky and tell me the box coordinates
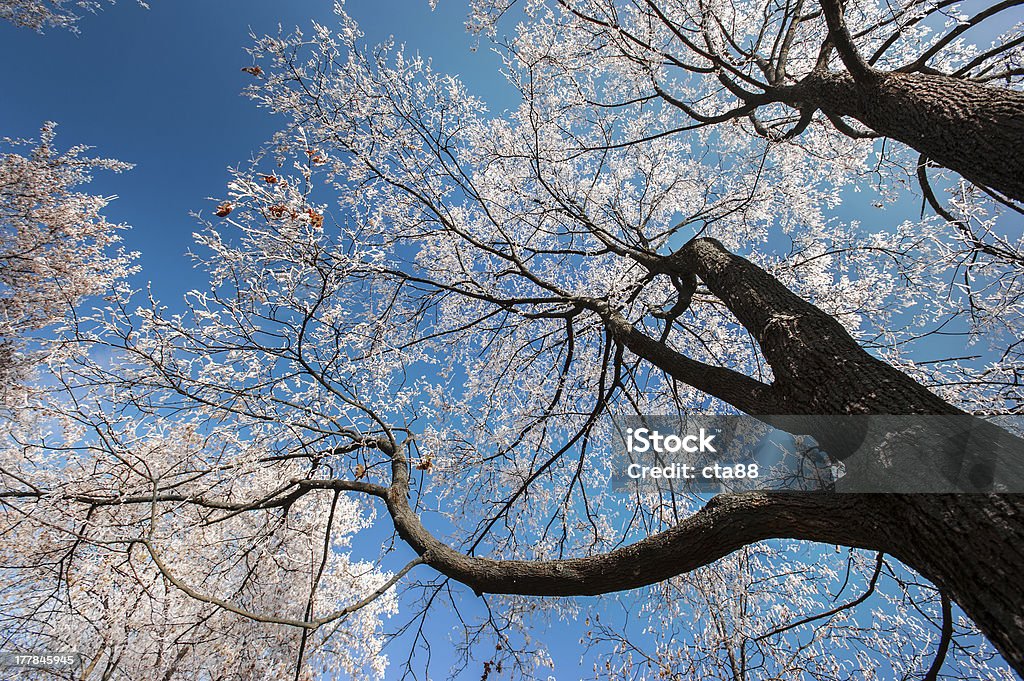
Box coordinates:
[0,0,514,300]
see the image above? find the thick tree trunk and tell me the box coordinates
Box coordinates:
[641,239,1024,671]
[782,70,1024,202]
[792,0,1024,202]
[379,238,1024,676]
[884,494,1024,675]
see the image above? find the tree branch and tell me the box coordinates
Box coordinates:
[387,485,894,597]
[924,593,954,681]
[818,0,873,81]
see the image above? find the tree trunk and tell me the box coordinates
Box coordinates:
[792,71,1024,201]
[883,494,1024,675]
[791,0,1024,202]
[378,238,1024,675]
[635,238,1024,671]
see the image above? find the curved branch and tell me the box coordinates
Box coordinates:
[371,439,1024,674]
[754,552,885,640]
[138,536,425,630]
[867,0,961,65]
[823,112,879,139]
[953,34,1024,78]
[900,0,1024,74]
[917,155,1024,265]
[387,487,892,597]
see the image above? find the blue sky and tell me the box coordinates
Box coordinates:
[0,0,514,300]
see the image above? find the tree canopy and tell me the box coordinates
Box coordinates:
[1,1,1022,679]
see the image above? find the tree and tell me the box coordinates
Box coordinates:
[0,123,134,391]
[2,2,1023,679]
[467,0,1024,202]
[464,0,1024,410]
[0,0,147,32]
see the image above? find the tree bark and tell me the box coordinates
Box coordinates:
[780,70,1024,202]
[378,238,1024,676]
[775,0,1024,202]
[666,238,962,416]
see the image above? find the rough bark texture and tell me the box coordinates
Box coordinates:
[669,238,962,416]
[379,238,1024,676]
[886,494,1024,676]
[802,0,1024,202]
[780,68,1024,203]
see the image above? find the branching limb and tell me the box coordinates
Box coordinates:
[818,0,874,81]
[754,552,885,640]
